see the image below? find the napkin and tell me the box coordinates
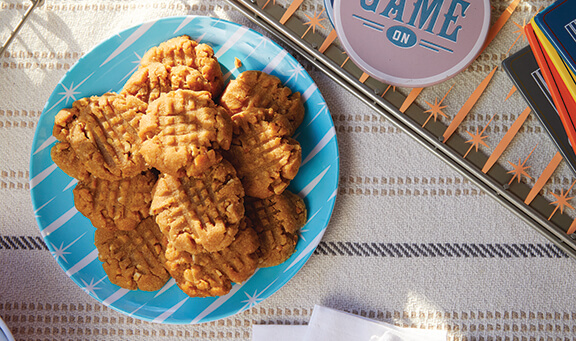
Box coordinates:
[251,324,308,341]
[252,305,447,341]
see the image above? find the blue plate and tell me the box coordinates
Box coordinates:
[29,16,339,324]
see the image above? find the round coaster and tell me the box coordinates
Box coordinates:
[325,0,335,26]
[333,0,490,87]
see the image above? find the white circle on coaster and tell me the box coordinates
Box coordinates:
[333,0,491,87]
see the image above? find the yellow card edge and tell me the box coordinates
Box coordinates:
[531,17,576,102]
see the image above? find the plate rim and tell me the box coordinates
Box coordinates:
[29,14,340,324]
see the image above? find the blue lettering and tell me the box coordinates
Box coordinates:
[361,0,380,12]
[438,0,470,42]
[379,0,406,23]
[407,0,445,33]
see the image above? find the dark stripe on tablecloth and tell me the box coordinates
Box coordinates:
[0,235,568,258]
[313,242,568,258]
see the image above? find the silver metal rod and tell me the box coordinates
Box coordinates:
[0,0,44,57]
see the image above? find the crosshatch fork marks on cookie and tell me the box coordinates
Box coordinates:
[1,235,568,258]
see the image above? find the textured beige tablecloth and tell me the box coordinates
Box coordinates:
[2,0,576,340]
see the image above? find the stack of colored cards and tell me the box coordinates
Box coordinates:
[527,0,576,151]
[502,0,576,173]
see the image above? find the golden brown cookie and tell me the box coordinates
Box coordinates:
[223,108,302,199]
[52,93,148,181]
[164,219,259,297]
[95,217,170,291]
[50,142,91,181]
[73,171,158,231]
[150,159,245,254]
[121,62,214,103]
[140,35,224,98]
[139,89,233,177]
[219,70,305,134]
[245,191,307,267]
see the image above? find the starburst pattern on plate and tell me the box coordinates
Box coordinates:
[59,83,82,105]
[305,99,328,127]
[240,279,277,311]
[50,232,86,263]
[33,197,54,218]
[298,226,309,242]
[81,276,106,297]
[31,16,339,324]
[45,72,94,113]
[118,51,142,84]
[284,60,306,86]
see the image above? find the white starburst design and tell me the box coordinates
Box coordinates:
[34,197,54,218]
[50,232,86,263]
[118,51,142,84]
[297,209,319,243]
[50,241,72,262]
[58,82,82,105]
[245,36,268,60]
[45,72,94,113]
[241,290,264,310]
[81,276,106,297]
[298,227,309,242]
[239,279,278,311]
[306,100,329,127]
[284,61,306,85]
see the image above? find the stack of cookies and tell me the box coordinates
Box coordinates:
[50,36,307,297]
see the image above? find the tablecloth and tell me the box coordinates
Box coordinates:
[2,0,576,340]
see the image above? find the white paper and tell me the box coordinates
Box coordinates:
[252,324,308,341]
[252,305,447,341]
[303,305,447,341]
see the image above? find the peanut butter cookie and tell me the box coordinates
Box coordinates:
[140,35,224,98]
[150,159,244,254]
[219,70,305,134]
[52,93,148,181]
[50,141,91,181]
[74,170,158,231]
[224,107,302,199]
[95,217,170,291]
[164,219,259,297]
[121,62,215,103]
[139,89,232,177]
[245,191,307,267]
